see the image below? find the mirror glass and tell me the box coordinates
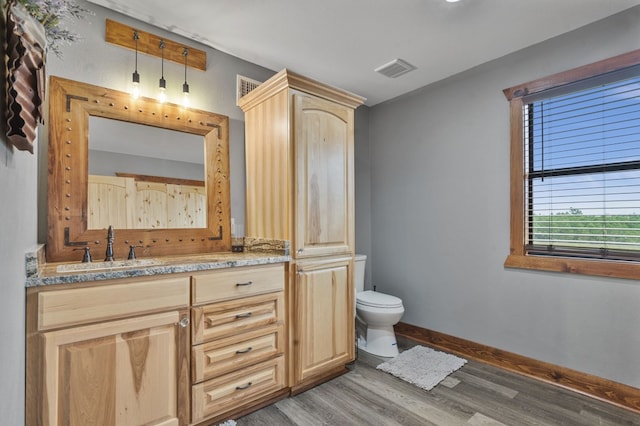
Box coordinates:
[89,117,205,179]
[87,117,206,230]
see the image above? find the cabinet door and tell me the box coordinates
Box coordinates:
[41,310,190,426]
[293,257,354,383]
[294,93,354,258]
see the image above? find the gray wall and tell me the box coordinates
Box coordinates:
[364,7,640,388]
[354,106,372,288]
[0,1,36,424]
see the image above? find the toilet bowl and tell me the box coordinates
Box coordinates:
[354,255,405,358]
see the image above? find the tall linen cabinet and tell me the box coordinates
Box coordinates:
[238,69,364,390]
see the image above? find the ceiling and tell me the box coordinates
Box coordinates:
[87,0,640,106]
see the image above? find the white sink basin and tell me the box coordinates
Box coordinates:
[56,258,163,273]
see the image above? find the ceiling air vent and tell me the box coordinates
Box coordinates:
[374,58,417,78]
[236,74,262,104]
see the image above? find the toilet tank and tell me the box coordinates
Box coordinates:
[354,254,367,293]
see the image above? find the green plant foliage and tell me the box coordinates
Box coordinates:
[532,212,640,250]
[16,0,92,56]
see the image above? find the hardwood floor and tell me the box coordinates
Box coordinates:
[237,338,640,425]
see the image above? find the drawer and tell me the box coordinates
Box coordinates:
[37,276,190,330]
[192,356,285,421]
[192,324,284,384]
[192,292,284,344]
[192,264,284,305]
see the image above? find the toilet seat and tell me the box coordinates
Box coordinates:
[356,290,403,309]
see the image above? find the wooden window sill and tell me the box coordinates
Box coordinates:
[504,254,640,280]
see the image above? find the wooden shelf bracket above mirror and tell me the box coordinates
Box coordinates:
[105,19,207,71]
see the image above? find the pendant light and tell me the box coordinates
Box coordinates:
[182,48,190,107]
[158,39,167,103]
[131,30,140,99]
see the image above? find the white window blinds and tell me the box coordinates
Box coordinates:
[524,70,640,260]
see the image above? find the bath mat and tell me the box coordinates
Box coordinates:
[376,345,467,391]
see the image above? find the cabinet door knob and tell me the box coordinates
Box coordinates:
[297,249,303,254]
[179,317,190,328]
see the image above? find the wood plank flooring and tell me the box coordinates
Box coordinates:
[237,338,640,425]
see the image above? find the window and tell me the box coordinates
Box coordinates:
[504,49,640,279]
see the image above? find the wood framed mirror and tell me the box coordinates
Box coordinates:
[47,76,231,262]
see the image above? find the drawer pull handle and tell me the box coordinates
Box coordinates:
[236,382,252,391]
[236,346,253,354]
[236,280,253,287]
[235,312,253,319]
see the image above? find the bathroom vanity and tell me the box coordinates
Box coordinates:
[26,249,289,426]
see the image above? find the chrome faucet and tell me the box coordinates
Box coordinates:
[105,225,115,261]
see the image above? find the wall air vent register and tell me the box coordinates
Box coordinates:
[374,58,417,78]
[236,74,263,104]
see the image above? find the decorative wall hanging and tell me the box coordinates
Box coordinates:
[6,0,46,152]
[5,0,91,152]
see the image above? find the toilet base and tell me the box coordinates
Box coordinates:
[357,325,399,358]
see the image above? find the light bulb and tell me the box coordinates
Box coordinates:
[182,81,189,108]
[132,71,140,99]
[182,48,190,108]
[158,75,167,103]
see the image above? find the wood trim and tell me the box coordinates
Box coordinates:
[25,289,41,426]
[508,97,525,257]
[177,309,191,426]
[238,69,365,111]
[105,19,206,71]
[115,173,204,187]
[395,322,640,414]
[503,48,640,100]
[505,254,640,280]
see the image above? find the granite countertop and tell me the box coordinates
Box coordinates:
[26,238,290,287]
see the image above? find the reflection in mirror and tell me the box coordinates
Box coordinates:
[87,117,206,230]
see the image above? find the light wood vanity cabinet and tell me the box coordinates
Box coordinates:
[294,257,353,382]
[190,264,287,423]
[27,263,286,426]
[26,276,191,426]
[239,69,364,389]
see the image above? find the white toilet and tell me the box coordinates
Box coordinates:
[354,254,404,357]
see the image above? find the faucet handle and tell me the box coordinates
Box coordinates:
[73,247,92,263]
[128,245,143,260]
